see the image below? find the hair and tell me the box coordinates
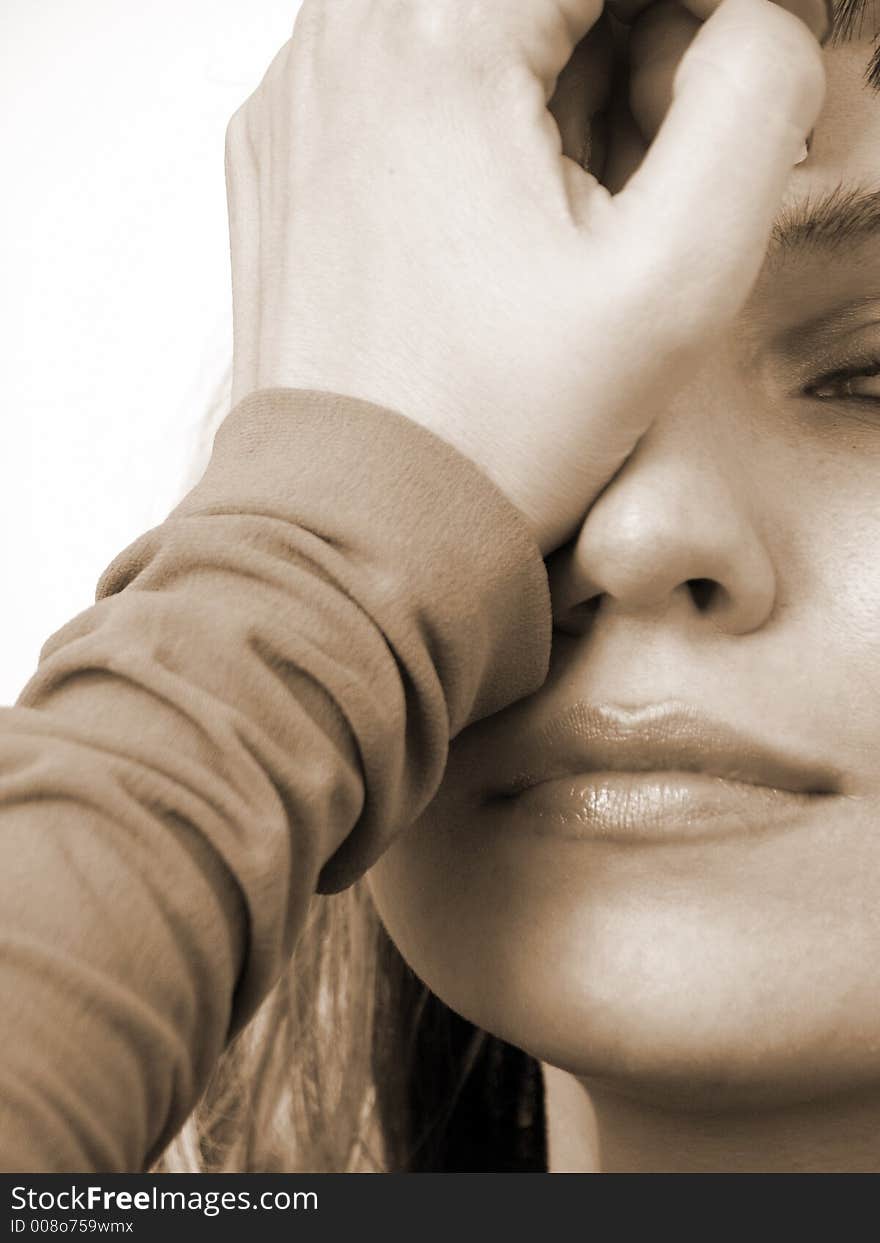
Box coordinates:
[156,882,546,1172]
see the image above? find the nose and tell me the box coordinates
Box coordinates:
[550,409,777,637]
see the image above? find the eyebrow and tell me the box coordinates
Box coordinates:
[830,0,880,88]
[769,183,880,255]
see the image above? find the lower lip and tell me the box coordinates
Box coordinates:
[493,772,825,845]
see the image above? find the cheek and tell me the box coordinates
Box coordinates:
[773,468,880,782]
[368,791,880,1107]
[366,468,880,1104]
[366,823,509,1027]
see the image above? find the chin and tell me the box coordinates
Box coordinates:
[367,816,880,1115]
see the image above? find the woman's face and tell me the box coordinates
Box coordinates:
[368,27,880,1110]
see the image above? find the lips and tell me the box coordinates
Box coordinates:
[490,702,840,800]
[482,702,841,845]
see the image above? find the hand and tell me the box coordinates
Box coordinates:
[224,0,825,555]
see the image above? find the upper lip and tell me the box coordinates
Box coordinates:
[489,702,841,799]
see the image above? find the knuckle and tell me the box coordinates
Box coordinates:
[380,1,507,88]
[381,0,466,49]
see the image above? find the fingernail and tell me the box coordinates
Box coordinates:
[773,0,835,45]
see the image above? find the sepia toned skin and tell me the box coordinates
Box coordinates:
[366,25,880,1171]
[230,0,825,553]
[0,0,853,1177]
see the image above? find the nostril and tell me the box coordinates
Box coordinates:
[571,595,602,619]
[687,578,717,612]
[553,592,603,635]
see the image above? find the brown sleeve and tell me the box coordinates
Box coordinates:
[0,389,551,1172]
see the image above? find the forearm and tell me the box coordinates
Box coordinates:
[0,389,550,1171]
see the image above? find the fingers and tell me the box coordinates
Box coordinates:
[683,0,833,36]
[548,17,614,170]
[626,0,832,148]
[612,0,825,341]
[628,2,700,144]
[301,0,606,86]
[342,0,605,100]
[497,0,606,95]
[600,93,649,193]
[609,0,833,37]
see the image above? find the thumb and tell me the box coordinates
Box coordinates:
[612,0,825,339]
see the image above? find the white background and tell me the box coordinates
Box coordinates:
[0,0,303,703]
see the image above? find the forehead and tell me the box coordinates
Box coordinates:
[782,34,880,208]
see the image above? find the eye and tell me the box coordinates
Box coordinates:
[808,361,880,402]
